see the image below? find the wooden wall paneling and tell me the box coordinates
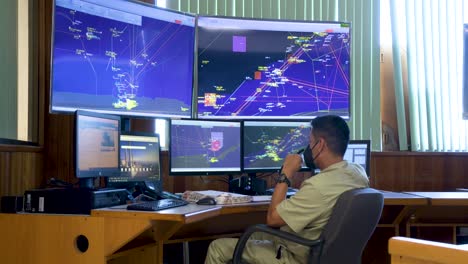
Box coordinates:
[35,0,50,146]
[38,0,74,184]
[443,155,468,190]
[161,151,174,192]
[412,156,444,190]
[370,152,468,192]
[9,152,43,196]
[0,148,43,197]
[129,118,155,133]
[371,153,414,191]
[44,114,74,184]
[0,152,11,197]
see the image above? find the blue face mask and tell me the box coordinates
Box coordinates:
[303,140,320,171]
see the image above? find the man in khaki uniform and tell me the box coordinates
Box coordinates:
[205,115,369,264]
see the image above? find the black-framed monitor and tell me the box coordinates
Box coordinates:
[75,110,121,189]
[196,16,351,119]
[107,132,162,193]
[344,140,371,177]
[169,119,242,175]
[51,0,195,118]
[243,120,311,172]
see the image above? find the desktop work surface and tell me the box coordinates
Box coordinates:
[0,191,466,264]
[0,202,270,264]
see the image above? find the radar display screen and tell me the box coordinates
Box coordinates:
[51,0,195,118]
[197,16,350,119]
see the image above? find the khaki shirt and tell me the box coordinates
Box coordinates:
[276,161,369,263]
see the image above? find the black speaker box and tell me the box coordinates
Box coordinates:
[1,196,23,213]
[229,176,266,195]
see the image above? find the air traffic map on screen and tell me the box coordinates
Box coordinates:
[197,17,350,119]
[243,121,311,171]
[51,0,195,118]
[170,119,241,174]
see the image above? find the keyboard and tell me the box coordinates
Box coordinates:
[127,198,189,211]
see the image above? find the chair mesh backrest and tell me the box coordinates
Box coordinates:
[315,188,384,264]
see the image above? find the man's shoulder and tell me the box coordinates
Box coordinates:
[305,161,368,186]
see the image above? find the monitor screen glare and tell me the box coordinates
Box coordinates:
[197,16,351,119]
[243,121,311,171]
[110,133,161,184]
[170,119,242,174]
[75,111,120,183]
[51,0,195,118]
[344,140,371,176]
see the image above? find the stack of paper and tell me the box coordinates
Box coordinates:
[182,190,252,204]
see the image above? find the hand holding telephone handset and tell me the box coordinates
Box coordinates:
[276,145,317,184]
[276,148,306,186]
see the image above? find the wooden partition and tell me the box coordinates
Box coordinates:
[389,236,468,264]
[370,152,468,191]
[0,145,43,197]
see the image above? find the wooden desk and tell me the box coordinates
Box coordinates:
[404,192,468,206]
[378,191,429,236]
[401,192,468,243]
[389,236,468,264]
[0,204,220,264]
[0,192,434,264]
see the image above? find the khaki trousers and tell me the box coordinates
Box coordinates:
[204,232,298,264]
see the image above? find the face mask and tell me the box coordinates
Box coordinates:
[303,140,319,171]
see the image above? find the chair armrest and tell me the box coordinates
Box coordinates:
[232,224,322,263]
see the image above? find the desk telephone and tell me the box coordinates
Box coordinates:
[140,189,181,200]
[128,186,187,211]
[132,184,182,201]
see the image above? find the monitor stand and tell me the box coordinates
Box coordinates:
[78,177,97,190]
[229,173,266,195]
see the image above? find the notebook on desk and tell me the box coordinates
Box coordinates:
[182,190,253,204]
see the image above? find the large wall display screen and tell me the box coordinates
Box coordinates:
[51,0,195,118]
[197,16,351,119]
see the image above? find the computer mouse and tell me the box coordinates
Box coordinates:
[196,197,217,205]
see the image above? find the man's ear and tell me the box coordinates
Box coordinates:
[317,138,326,151]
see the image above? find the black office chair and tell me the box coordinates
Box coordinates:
[232,188,384,264]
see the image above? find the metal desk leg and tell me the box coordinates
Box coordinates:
[183,241,190,264]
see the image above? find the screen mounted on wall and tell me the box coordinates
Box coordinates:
[51,0,195,118]
[197,16,351,120]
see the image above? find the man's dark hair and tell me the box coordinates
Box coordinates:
[311,115,350,156]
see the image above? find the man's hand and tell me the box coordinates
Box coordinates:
[281,154,302,178]
[266,153,302,227]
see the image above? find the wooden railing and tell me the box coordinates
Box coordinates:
[389,236,468,264]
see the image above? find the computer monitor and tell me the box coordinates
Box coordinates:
[51,0,195,118]
[196,16,351,119]
[107,132,161,193]
[243,121,311,172]
[169,119,242,175]
[75,110,121,189]
[344,140,371,177]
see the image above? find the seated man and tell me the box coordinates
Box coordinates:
[204,115,370,264]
